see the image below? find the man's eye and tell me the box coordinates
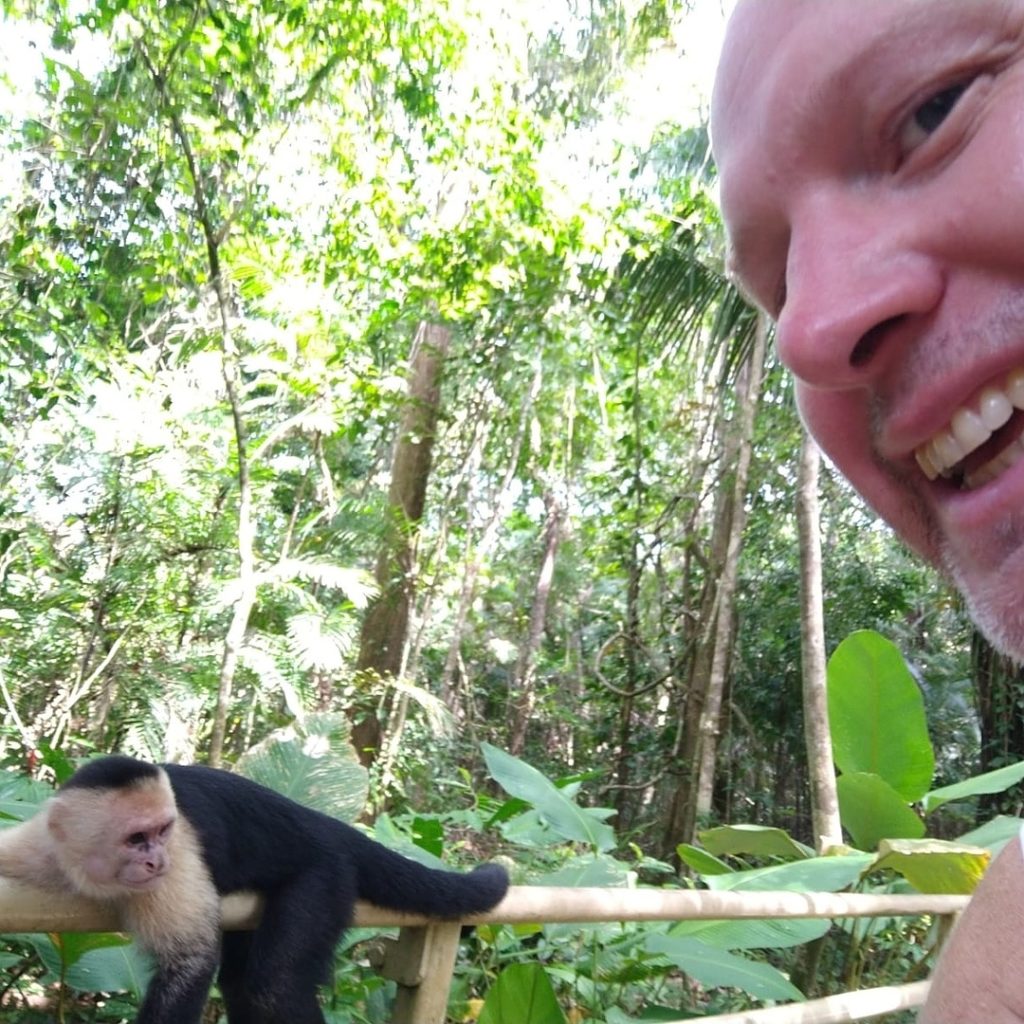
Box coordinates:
[897,81,969,158]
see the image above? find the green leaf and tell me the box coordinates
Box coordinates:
[828,630,935,801]
[236,713,368,821]
[482,744,615,852]
[705,852,874,892]
[836,772,925,850]
[676,843,734,877]
[875,838,990,894]
[535,853,633,888]
[63,942,151,996]
[698,824,814,861]
[29,933,148,995]
[410,815,445,858]
[645,935,805,1002]
[957,815,1024,853]
[923,760,1024,814]
[479,964,567,1024]
[668,915,831,951]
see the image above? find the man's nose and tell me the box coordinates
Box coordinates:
[775,187,943,389]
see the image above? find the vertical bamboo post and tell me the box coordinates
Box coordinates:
[378,922,463,1024]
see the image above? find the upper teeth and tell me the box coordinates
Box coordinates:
[915,369,1024,486]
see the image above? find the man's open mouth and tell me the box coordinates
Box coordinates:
[914,369,1024,489]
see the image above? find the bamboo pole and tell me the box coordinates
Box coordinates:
[677,980,930,1024]
[0,880,968,932]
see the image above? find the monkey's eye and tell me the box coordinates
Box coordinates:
[158,822,173,838]
[127,832,147,847]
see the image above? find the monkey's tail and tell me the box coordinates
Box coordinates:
[351,831,509,918]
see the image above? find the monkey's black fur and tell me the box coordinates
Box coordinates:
[64,755,509,1024]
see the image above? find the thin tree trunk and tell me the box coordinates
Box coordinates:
[693,313,767,821]
[440,363,541,703]
[796,430,842,852]
[661,363,738,857]
[507,491,564,756]
[352,321,451,767]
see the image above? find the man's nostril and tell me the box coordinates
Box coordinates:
[850,315,907,368]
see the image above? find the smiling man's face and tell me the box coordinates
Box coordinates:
[712,0,1024,656]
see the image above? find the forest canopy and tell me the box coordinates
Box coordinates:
[0,0,993,880]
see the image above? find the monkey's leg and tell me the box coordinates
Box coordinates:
[242,871,351,1024]
[135,945,219,1024]
[218,932,270,1024]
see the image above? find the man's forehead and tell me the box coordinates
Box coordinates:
[712,0,883,156]
[711,0,804,139]
[712,0,1001,157]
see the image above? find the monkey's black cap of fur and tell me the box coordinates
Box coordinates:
[62,754,162,792]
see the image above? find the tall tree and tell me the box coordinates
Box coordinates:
[507,489,565,755]
[692,312,767,823]
[796,429,842,852]
[353,322,451,767]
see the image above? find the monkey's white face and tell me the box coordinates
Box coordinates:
[101,819,174,891]
[47,781,177,899]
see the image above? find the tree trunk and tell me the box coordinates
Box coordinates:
[693,313,767,822]
[661,367,740,858]
[440,363,541,704]
[352,321,451,767]
[507,490,564,756]
[795,430,842,852]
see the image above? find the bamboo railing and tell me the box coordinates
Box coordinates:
[0,879,966,1024]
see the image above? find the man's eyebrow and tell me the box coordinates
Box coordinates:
[809,0,1007,103]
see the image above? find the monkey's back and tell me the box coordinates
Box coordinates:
[162,763,508,919]
[162,763,352,894]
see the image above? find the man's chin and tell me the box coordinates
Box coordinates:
[951,559,1024,662]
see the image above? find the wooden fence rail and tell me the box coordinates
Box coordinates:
[0,880,967,1024]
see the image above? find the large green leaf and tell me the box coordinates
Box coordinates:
[479,964,567,1024]
[645,935,805,1002]
[827,630,934,802]
[875,838,990,894]
[698,824,814,860]
[836,772,925,850]
[236,712,367,821]
[29,933,148,995]
[923,760,1024,814]
[482,744,616,852]
[668,915,831,951]
[704,852,874,892]
[536,853,633,887]
[676,843,734,876]
[958,815,1024,852]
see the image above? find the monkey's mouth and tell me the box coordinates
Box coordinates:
[914,369,1024,489]
[122,872,167,890]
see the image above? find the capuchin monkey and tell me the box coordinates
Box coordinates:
[0,755,510,1024]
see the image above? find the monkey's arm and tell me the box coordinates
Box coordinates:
[919,834,1024,1023]
[126,817,222,1024]
[0,812,66,891]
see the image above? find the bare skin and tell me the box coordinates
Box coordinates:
[714,0,1024,656]
[712,1,1024,1019]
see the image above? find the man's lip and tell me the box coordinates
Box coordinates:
[881,363,1024,484]
[914,368,1024,486]
[934,435,1024,538]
